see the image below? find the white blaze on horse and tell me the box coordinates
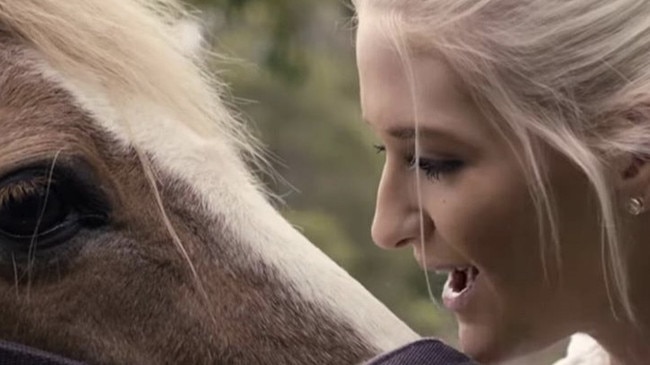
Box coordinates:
[0,0,419,364]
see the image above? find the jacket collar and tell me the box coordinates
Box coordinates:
[0,340,86,365]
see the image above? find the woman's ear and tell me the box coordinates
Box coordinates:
[613,154,650,214]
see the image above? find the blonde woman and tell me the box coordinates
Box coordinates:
[354,1,650,364]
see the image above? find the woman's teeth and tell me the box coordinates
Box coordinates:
[439,266,480,311]
[445,266,479,294]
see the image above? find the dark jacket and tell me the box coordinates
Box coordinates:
[365,339,478,365]
[0,341,84,365]
[1,338,479,365]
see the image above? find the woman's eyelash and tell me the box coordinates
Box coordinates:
[372,144,463,180]
[373,144,386,154]
[407,155,463,180]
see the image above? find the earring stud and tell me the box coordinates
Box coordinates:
[627,197,645,216]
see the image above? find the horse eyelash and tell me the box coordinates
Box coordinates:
[0,177,53,208]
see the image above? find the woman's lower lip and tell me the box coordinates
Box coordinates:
[441,274,478,312]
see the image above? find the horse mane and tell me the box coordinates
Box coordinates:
[0,0,266,175]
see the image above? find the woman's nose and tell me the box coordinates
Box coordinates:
[371,165,423,250]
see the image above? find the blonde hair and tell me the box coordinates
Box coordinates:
[355,0,650,322]
[0,0,264,171]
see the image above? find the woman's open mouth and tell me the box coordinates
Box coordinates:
[440,266,480,311]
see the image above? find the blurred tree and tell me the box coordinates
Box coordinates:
[183,0,449,337]
[188,0,313,83]
[179,1,569,363]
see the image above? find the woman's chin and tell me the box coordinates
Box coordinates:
[457,322,515,364]
[458,321,552,364]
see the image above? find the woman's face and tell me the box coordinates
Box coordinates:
[356,15,611,363]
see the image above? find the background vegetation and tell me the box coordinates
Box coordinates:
[186,0,565,363]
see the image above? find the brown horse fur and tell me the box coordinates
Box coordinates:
[0,0,422,362]
[0,34,385,364]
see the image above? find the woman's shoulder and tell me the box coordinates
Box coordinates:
[364,338,478,365]
[552,333,610,365]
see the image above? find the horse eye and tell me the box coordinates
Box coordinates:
[0,183,69,237]
[0,167,108,253]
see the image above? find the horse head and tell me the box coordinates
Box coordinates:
[0,1,419,364]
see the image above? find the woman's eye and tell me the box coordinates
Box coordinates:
[0,168,108,254]
[373,145,463,180]
[407,155,464,181]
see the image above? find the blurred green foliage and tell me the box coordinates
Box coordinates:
[189,0,323,83]
[185,0,453,339]
[181,1,568,362]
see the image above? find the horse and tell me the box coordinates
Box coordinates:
[0,0,420,364]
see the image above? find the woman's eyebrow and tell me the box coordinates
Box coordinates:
[363,118,456,138]
[389,125,465,144]
[363,118,475,149]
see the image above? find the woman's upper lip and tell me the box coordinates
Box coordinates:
[413,248,474,272]
[429,264,474,274]
[414,255,473,273]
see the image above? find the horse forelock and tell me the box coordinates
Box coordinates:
[0,0,420,362]
[0,0,267,175]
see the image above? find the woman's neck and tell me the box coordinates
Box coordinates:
[592,228,650,365]
[591,279,650,364]
[596,328,650,365]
